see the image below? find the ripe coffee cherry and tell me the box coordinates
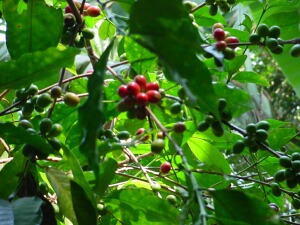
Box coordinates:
[86,6,101,17]
[290,44,300,57]
[127,82,141,96]
[225,36,239,49]
[64,5,73,14]
[118,85,128,98]
[151,139,165,154]
[136,128,149,141]
[146,90,161,103]
[123,95,136,109]
[82,28,94,40]
[257,23,269,37]
[213,28,225,41]
[37,93,52,108]
[160,162,171,173]
[215,41,227,51]
[212,23,224,31]
[63,92,80,107]
[50,86,62,99]
[117,100,128,112]
[173,122,186,133]
[134,75,147,90]
[136,93,149,106]
[135,106,147,120]
[146,82,159,91]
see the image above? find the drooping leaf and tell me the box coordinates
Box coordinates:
[241,14,252,33]
[3,0,63,59]
[45,167,78,225]
[105,188,180,225]
[0,47,79,91]
[129,0,220,116]
[70,180,97,225]
[99,20,116,40]
[187,137,231,174]
[212,189,284,225]
[94,158,117,199]
[78,39,114,177]
[0,152,27,199]
[12,197,43,225]
[124,36,157,74]
[233,71,270,86]
[0,199,14,225]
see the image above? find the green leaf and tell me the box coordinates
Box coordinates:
[3,0,63,59]
[187,137,231,174]
[268,127,295,150]
[233,71,270,86]
[241,14,252,33]
[12,197,43,225]
[129,0,220,116]
[70,180,97,225]
[212,189,284,225]
[45,167,78,225]
[62,145,95,206]
[225,55,247,77]
[105,188,180,225]
[194,6,227,27]
[124,36,157,74]
[0,152,27,199]
[99,20,116,40]
[0,47,79,91]
[0,199,13,225]
[94,158,117,199]
[78,40,114,177]
[0,123,55,154]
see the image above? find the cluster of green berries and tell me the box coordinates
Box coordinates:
[197,98,232,137]
[61,1,101,46]
[232,121,270,154]
[249,24,284,54]
[205,0,236,15]
[273,153,300,190]
[19,118,63,158]
[117,75,162,120]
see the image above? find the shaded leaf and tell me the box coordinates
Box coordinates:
[233,71,270,86]
[0,47,79,91]
[0,152,27,199]
[212,189,284,225]
[45,167,78,225]
[70,181,97,225]
[3,0,63,59]
[99,20,116,40]
[105,188,180,225]
[0,199,14,225]
[12,197,43,225]
[78,40,114,177]
[94,158,117,199]
[129,0,220,116]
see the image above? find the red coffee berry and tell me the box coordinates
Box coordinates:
[65,5,73,14]
[134,75,147,90]
[213,28,225,41]
[118,85,128,98]
[136,128,149,141]
[123,95,136,109]
[146,90,161,103]
[117,100,128,112]
[225,36,239,49]
[160,162,171,174]
[83,3,91,10]
[136,93,149,106]
[215,41,227,51]
[173,122,186,133]
[145,82,159,91]
[87,6,101,17]
[127,82,141,96]
[135,106,147,120]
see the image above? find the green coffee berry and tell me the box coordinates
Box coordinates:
[151,139,165,154]
[255,129,268,141]
[232,140,245,154]
[211,121,224,137]
[290,44,300,57]
[292,152,300,161]
[37,93,52,108]
[48,123,63,137]
[39,118,53,134]
[246,123,256,134]
[292,199,300,209]
[256,120,270,131]
[197,121,210,132]
[274,169,286,183]
[18,119,33,129]
[271,45,283,55]
[287,179,298,189]
[266,38,279,51]
[209,4,218,16]
[285,168,296,180]
[249,34,261,44]
[257,23,269,37]
[268,26,281,39]
[279,156,292,168]
[170,102,182,114]
[82,28,94,40]
[117,131,131,140]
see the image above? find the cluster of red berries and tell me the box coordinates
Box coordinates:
[212,23,239,60]
[117,75,162,120]
[65,1,101,17]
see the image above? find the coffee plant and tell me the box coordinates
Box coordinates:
[1,0,300,224]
